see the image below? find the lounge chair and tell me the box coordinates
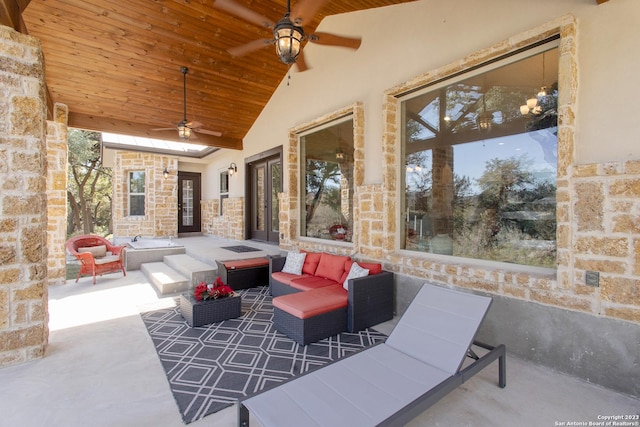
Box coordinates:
[238,283,506,427]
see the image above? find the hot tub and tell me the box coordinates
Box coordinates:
[127,239,182,249]
[124,239,185,270]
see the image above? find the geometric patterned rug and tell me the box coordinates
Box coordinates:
[139,286,387,424]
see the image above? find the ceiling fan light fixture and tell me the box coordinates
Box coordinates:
[177,120,191,140]
[274,16,304,64]
[477,111,493,133]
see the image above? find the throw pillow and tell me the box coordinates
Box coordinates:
[281,252,307,275]
[78,245,107,258]
[343,262,370,290]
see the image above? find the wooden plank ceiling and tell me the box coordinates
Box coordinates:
[12,0,416,150]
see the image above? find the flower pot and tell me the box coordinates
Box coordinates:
[179,294,242,327]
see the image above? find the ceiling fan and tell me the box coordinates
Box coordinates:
[152,67,222,140]
[213,0,362,71]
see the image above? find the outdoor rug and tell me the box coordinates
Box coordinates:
[139,286,387,424]
[220,245,261,253]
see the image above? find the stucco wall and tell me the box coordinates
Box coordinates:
[245,0,639,184]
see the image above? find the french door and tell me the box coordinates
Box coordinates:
[248,156,281,243]
[177,171,201,234]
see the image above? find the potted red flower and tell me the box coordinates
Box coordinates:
[194,277,235,301]
[180,277,241,327]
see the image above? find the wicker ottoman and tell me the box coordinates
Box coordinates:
[272,285,348,345]
[180,293,242,327]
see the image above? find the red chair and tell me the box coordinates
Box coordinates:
[66,235,126,284]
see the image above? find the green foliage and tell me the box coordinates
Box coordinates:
[67,129,112,238]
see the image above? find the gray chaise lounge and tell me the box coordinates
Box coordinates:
[238,283,506,427]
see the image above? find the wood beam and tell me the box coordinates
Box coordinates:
[0,0,28,32]
[68,113,243,151]
[0,0,53,119]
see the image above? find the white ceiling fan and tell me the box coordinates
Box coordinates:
[152,67,222,140]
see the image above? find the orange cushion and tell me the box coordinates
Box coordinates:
[223,258,269,269]
[271,271,311,286]
[290,276,339,292]
[273,285,347,319]
[315,253,350,283]
[301,250,322,275]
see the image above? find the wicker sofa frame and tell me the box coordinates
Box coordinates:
[269,256,394,333]
[66,235,126,285]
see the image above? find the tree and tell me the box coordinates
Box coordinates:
[67,129,112,236]
[304,159,341,224]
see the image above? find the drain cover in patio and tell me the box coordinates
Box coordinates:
[221,245,261,253]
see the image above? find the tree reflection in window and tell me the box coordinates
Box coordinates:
[401,43,558,268]
[300,118,354,242]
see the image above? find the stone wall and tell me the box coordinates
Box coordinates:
[0,26,49,368]
[571,161,640,322]
[202,197,244,240]
[112,151,177,239]
[46,104,68,285]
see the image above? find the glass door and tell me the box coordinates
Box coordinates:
[249,157,280,243]
[178,172,201,234]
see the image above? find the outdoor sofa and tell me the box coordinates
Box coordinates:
[238,283,506,427]
[268,252,394,344]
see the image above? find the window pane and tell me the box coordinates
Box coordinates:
[130,195,145,216]
[220,171,229,193]
[300,119,354,242]
[401,46,558,268]
[271,162,281,232]
[182,180,194,227]
[255,166,265,231]
[129,171,145,193]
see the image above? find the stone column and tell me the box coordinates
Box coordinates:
[0,25,49,367]
[46,104,68,285]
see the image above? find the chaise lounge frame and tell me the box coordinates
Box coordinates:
[238,283,506,427]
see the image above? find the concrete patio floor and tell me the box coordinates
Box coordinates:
[0,236,637,427]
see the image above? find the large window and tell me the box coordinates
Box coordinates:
[300,118,354,242]
[128,171,145,216]
[401,41,558,268]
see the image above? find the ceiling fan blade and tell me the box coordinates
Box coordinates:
[309,32,362,50]
[291,0,329,26]
[213,0,274,28]
[187,120,204,128]
[151,127,177,131]
[193,128,223,137]
[228,38,274,57]
[296,50,309,72]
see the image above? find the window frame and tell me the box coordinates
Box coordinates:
[298,115,355,244]
[397,38,560,268]
[128,170,146,217]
